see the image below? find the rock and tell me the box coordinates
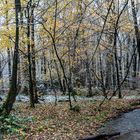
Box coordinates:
[16,95,29,102]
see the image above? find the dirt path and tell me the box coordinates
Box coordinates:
[98,109,140,140]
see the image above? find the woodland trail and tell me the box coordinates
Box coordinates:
[98,109,140,140]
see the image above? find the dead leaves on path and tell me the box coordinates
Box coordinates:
[4,99,135,140]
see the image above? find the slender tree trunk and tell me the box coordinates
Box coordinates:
[31,4,38,103]
[132,39,137,89]
[85,51,93,97]
[7,48,11,82]
[0,59,3,89]
[27,4,35,108]
[48,62,57,105]
[99,49,107,98]
[131,0,140,57]
[53,0,72,108]
[1,0,21,115]
[5,0,12,83]
[114,30,122,99]
[54,59,65,94]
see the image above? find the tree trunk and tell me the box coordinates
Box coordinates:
[7,48,11,83]
[54,59,65,94]
[27,4,35,108]
[85,51,93,97]
[5,0,12,84]
[31,4,38,103]
[114,30,122,99]
[131,0,140,57]
[1,0,21,115]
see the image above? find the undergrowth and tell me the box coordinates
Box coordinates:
[0,105,34,138]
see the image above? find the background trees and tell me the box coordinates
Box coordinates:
[0,0,140,113]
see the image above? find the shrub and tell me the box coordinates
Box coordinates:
[70,105,81,112]
[0,114,33,136]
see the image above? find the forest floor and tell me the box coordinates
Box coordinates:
[2,98,140,140]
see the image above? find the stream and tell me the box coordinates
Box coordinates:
[0,94,106,103]
[1,94,140,103]
[98,109,140,140]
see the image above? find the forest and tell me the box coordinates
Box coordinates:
[0,0,140,139]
